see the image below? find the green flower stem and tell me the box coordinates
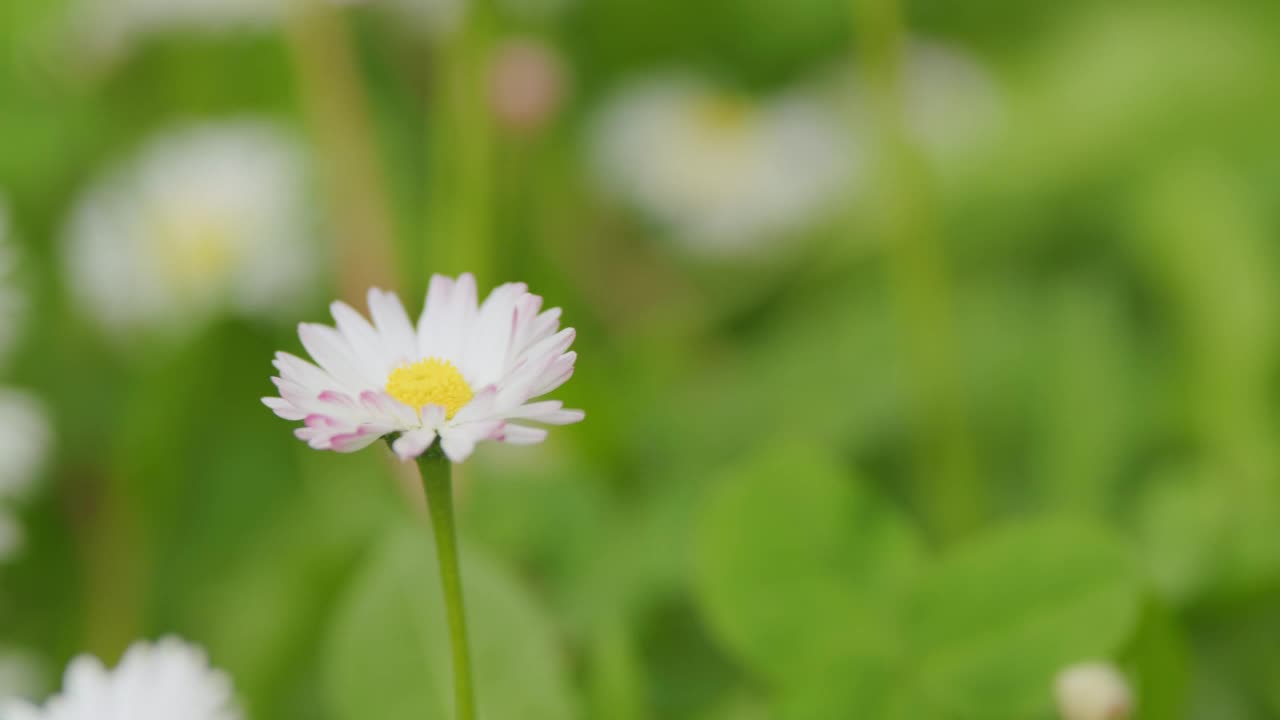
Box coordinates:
[429,0,494,283]
[852,0,983,541]
[417,448,478,720]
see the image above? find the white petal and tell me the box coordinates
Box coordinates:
[417,273,478,362]
[298,323,376,389]
[461,282,528,385]
[331,300,391,378]
[439,419,503,463]
[367,288,418,365]
[392,428,437,461]
[533,351,577,396]
[499,424,548,445]
[508,401,585,425]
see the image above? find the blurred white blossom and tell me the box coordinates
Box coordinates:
[1055,661,1134,720]
[846,40,1004,166]
[0,390,51,565]
[64,120,318,340]
[0,649,47,703]
[75,0,281,60]
[589,75,853,255]
[0,637,241,720]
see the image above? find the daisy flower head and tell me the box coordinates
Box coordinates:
[0,649,47,703]
[0,390,51,564]
[263,274,584,463]
[1054,661,1133,720]
[589,74,853,256]
[0,637,240,720]
[64,120,317,342]
[74,0,282,62]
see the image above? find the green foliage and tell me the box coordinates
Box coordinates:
[326,521,577,720]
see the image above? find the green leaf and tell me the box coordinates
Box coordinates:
[692,443,924,682]
[326,522,577,720]
[907,518,1142,720]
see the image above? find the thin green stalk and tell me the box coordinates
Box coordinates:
[417,448,477,720]
[428,0,494,283]
[285,0,399,301]
[852,0,982,541]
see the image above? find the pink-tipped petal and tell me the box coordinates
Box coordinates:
[500,424,548,445]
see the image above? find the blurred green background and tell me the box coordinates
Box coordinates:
[2,0,1280,717]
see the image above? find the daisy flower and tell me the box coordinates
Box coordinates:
[588,74,852,255]
[1054,661,1134,720]
[0,390,51,564]
[63,120,317,341]
[0,637,241,720]
[0,649,46,703]
[73,0,281,61]
[262,273,583,463]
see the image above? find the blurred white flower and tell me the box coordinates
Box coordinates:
[0,199,25,364]
[263,274,583,463]
[379,0,572,39]
[0,649,47,703]
[380,0,465,38]
[75,0,281,60]
[589,75,852,255]
[64,120,318,340]
[1054,661,1134,720]
[0,390,50,502]
[0,511,23,564]
[847,40,1004,165]
[0,637,241,720]
[0,390,50,565]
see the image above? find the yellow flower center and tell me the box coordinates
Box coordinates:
[151,209,239,287]
[696,96,755,133]
[385,358,474,418]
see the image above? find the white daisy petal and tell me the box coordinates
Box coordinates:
[498,424,549,445]
[440,420,505,463]
[368,288,419,366]
[392,428,438,461]
[298,323,376,389]
[331,300,391,378]
[266,277,582,462]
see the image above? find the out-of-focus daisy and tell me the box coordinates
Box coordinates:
[846,40,1004,165]
[589,75,852,255]
[263,273,583,463]
[74,0,281,61]
[0,649,47,703]
[0,390,51,503]
[64,120,317,340]
[0,198,24,364]
[0,390,51,564]
[0,637,241,720]
[1054,661,1134,720]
